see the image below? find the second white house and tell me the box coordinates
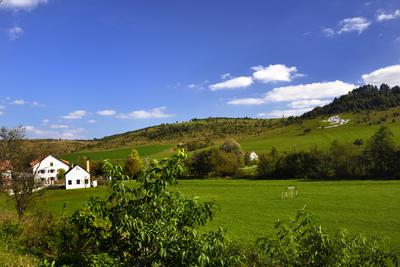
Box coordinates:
[65,165,91,190]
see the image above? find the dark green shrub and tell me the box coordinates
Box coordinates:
[189,149,213,178]
[256,207,398,266]
[210,149,241,177]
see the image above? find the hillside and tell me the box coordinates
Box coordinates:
[24,83,399,161]
[302,84,400,118]
[57,106,400,162]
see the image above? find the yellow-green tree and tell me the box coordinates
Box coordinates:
[124,149,144,179]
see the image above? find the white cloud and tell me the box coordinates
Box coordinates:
[0,0,48,11]
[0,105,5,109]
[60,128,86,140]
[264,81,355,102]
[24,125,86,140]
[42,119,49,125]
[228,81,355,105]
[50,124,69,129]
[361,65,400,86]
[338,17,371,34]
[322,28,335,37]
[252,64,298,83]
[8,98,42,106]
[97,109,117,116]
[221,73,232,80]
[377,9,400,22]
[209,76,253,90]
[228,98,266,105]
[187,80,209,90]
[8,26,23,40]
[88,119,96,124]
[288,99,331,109]
[62,110,87,120]
[258,108,313,118]
[12,99,27,105]
[116,107,173,120]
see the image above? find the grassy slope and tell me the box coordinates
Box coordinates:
[8,179,399,249]
[60,144,173,162]
[240,110,400,153]
[59,107,400,161]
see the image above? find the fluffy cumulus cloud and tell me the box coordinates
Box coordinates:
[377,9,400,22]
[322,28,335,37]
[8,26,23,40]
[24,125,86,139]
[229,81,355,118]
[0,0,48,11]
[288,99,331,109]
[228,98,266,105]
[12,99,27,105]
[209,76,253,91]
[116,107,173,120]
[96,109,117,116]
[264,80,355,102]
[62,110,87,120]
[258,108,313,118]
[252,64,298,83]
[338,17,371,34]
[229,80,355,106]
[221,73,232,80]
[49,124,69,129]
[362,65,400,87]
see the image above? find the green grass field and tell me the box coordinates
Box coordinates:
[60,144,173,162]
[4,179,398,249]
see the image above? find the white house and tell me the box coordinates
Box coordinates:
[65,165,91,190]
[32,155,70,186]
[249,152,259,161]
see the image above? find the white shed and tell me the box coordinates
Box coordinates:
[65,165,91,190]
[249,152,259,161]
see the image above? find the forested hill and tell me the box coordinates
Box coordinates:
[302,84,400,118]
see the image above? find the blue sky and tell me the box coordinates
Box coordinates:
[0,0,400,139]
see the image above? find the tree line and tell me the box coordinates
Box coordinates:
[302,84,400,119]
[257,126,400,180]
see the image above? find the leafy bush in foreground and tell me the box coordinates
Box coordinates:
[58,150,240,266]
[256,207,398,266]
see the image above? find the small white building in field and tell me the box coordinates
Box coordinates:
[32,155,70,186]
[65,165,91,190]
[249,152,259,161]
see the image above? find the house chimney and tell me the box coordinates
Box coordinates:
[86,160,90,173]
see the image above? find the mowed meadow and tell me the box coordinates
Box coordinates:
[3,179,399,249]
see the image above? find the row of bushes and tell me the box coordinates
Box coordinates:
[258,126,400,179]
[187,126,400,180]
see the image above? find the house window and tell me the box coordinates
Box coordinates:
[84,179,89,184]
[40,170,46,174]
[50,162,54,167]
[76,180,80,185]
[49,169,55,173]
[68,180,72,185]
